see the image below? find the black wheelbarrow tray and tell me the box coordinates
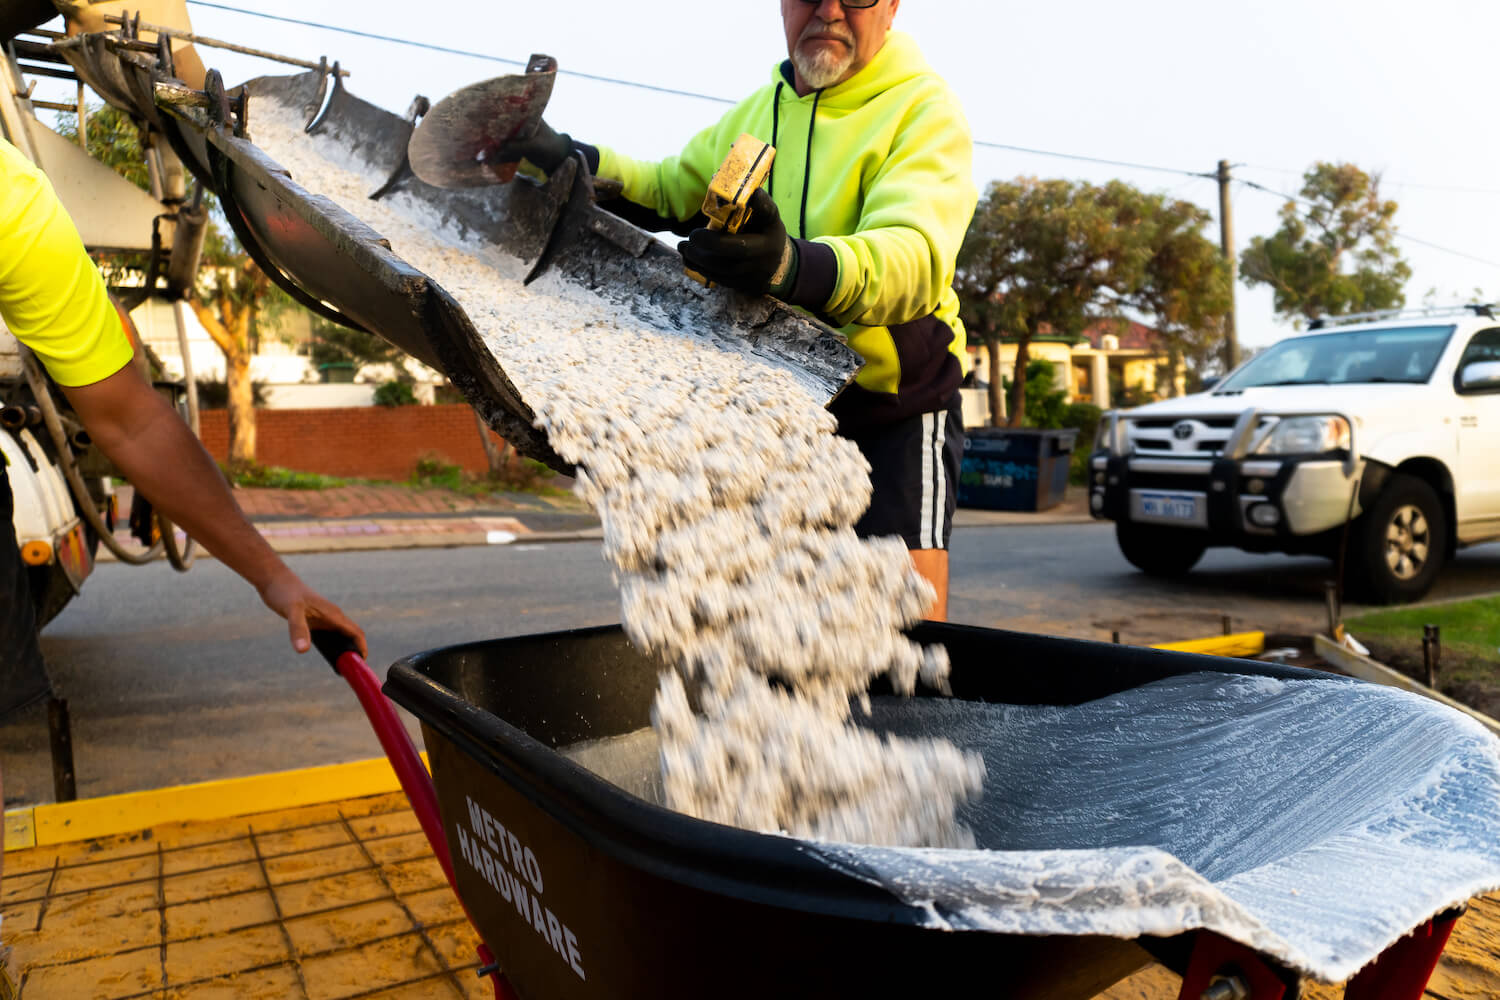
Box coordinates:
[379,622,1500,1000]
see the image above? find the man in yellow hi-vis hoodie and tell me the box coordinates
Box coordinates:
[0,138,367,962]
[500,0,976,619]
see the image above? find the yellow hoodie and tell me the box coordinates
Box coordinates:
[597,32,976,431]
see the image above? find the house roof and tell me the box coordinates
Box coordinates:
[1079,318,1164,351]
[973,318,1166,351]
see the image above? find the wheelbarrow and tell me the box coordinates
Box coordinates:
[313,623,1500,1000]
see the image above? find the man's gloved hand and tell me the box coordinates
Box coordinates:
[485,118,576,176]
[678,188,798,297]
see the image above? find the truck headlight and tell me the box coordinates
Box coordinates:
[1255,416,1351,455]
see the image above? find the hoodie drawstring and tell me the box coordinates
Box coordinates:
[771,82,783,198]
[799,88,821,239]
[769,81,820,239]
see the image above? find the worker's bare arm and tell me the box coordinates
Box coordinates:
[59,363,367,656]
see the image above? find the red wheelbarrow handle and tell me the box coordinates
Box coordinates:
[311,630,518,1000]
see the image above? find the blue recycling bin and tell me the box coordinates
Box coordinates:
[958,428,1078,511]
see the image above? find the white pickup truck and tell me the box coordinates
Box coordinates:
[1090,306,1500,603]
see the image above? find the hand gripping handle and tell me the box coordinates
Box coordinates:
[311,628,362,673]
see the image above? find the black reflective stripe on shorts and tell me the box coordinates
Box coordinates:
[848,393,964,551]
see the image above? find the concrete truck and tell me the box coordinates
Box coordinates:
[2,0,208,625]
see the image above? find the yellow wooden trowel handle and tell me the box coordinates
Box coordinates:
[686,133,776,286]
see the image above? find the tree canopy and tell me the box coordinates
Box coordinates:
[1239,162,1410,322]
[63,103,292,466]
[955,177,1229,424]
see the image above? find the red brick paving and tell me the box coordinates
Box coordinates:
[113,481,580,521]
[233,484,483,519]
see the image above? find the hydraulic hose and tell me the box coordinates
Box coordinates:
[159,510,196,571]
[17,347,196,570]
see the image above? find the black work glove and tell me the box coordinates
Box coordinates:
[678,188,798,297]
[485,118,577,176]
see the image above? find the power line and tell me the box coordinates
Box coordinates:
[185,0,1500,218]
[1240,162,1500,197]
[1237,178,1500,269]
[1386,180,1500,196]
[972,140,1210,180]
[1385,232,1500,269]
[186,1,1221,178]
[184,1,737,105]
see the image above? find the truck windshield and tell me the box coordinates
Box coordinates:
[1216,325,1455,391]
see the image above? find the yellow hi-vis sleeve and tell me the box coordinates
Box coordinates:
[0,138,133,387]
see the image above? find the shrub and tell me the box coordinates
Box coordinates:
[1060,402,1103,443]
[373,380,418,407]
[484,456,563,494]
[411,451,466,489]
[229,463,345,490]
[1060,402,1104,485]
[409,449,569,496]
[996,365,1103,485]
[1002,359,1069,429]
[195,378,270,408]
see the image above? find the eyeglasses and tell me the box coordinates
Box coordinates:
[799,0,881,8]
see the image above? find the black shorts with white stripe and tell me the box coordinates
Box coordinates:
[845,392,964,551]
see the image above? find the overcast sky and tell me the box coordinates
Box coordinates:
[43,0,1500,354]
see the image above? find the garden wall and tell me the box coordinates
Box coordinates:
[196,404,511,481]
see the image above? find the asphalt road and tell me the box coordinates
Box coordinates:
[4,524,1498,805]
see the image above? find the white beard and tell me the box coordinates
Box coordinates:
[793,42,854,90]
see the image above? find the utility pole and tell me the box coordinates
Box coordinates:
[1217,159,1239,372]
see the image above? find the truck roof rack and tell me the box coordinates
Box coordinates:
[1308,303,1497,329]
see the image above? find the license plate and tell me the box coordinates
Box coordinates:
[1139,493,1198,521]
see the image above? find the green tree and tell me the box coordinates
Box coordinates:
[1000,359,1067,429]
[62,103,298,468]
[956,177,1228,424]
[957,179,1118,427]
[1240,162,1411,323]
[372,380,418,407]
[187,258,273,466]
[55,105,154,288]
[305,317,407,376]
[59,103,151,189]
[1131,197,1233,383]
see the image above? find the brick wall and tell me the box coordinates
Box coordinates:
[197,405,514,480]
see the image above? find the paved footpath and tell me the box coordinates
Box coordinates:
[100,481,1096,560]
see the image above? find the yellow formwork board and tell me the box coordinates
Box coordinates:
[4,753,426,851]
[2,809,34,852]
[1151,631,1266,658]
